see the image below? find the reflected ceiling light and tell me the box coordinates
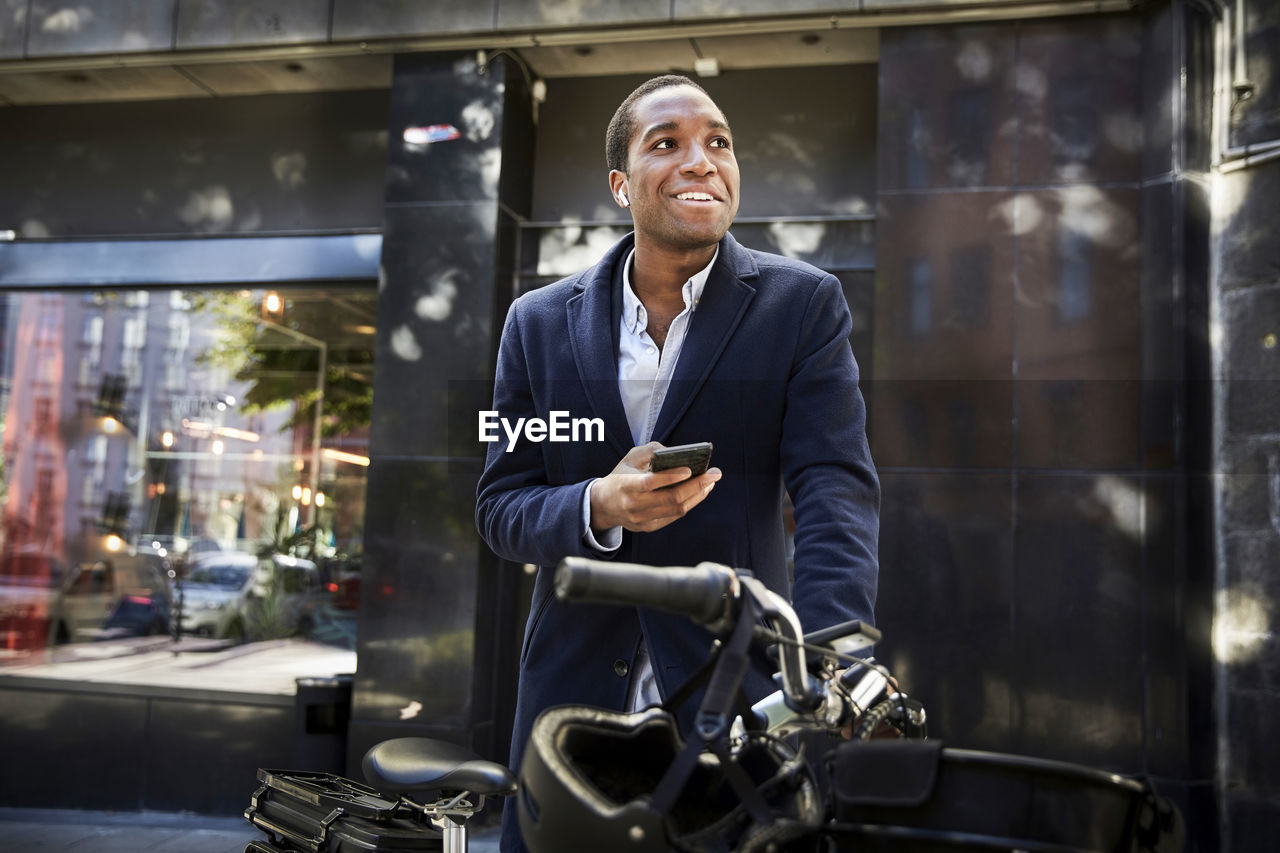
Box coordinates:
[213,426,260,442]
[323,448,370,467]
[161,430,175,448]
[292,485,304,501]
[211,439,225,455]
[263,291,284,321]
[693,57,720,77]
[102,416,119,434]
[315,492,326,508]
[106,534,124,552]
[301,487,312,506]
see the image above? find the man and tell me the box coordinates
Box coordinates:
[475,75,879,850]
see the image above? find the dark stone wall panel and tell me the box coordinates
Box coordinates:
[353,459,483,729]
[143,698,293,813]
[0,0,25,58]
[0,686,147,809]
[1217,163,1280,293]
[871,192,1015,469]
[1231,0,1280,149]
[500,0,667,28]
[1014,187,1142,470]
[0,91,390,238]
[384,53,509,205]
[26,0,175,56]
[675,0,857,20]
[1139,183,1179,470]
[1142,475,1189,780]
[876,471,1014,750]
[332,0,495,40]
[176,0,330,49]
[1140,1,1175,181]
[1012,474,1145,771]
[370,203,500,459]
[1221,284,1280,437]
[877,23,1019,191]
[1015,16,1143,186]
[1220,439,1280,534]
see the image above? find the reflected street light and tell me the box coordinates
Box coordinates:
[255,316,327,528]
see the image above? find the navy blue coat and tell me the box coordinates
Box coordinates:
[475,231,879,846]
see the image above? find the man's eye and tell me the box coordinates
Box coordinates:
[654,139,675,149]
[710,137,731,148]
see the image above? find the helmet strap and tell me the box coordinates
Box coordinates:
[649,593,760,817]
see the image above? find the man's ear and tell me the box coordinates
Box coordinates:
[608,170,628,208]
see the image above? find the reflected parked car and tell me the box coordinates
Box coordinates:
[0,551,66,651]
[48,553,173,643]
[178,552,321,643]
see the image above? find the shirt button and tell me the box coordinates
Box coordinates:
[647,346,655,355]
[613,659,629,678]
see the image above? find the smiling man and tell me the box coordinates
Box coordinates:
[476,75,880,851]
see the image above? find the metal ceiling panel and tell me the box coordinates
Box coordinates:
[0,65,210,105]
[179,55,392,96]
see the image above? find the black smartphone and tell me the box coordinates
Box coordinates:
[650,442,714,477]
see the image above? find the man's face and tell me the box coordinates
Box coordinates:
[613,85,740,253]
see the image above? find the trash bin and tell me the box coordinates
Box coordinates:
[294,673,353,773]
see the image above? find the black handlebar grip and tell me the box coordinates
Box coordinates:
[555,557,735,626]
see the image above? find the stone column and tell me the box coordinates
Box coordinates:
[350,51,534,766]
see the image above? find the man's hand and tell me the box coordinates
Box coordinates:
[590,442,722,534]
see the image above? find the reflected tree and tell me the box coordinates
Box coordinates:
[187,290,375,437]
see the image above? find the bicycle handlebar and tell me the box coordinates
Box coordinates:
[554,557,738,629]
[555,557,825,711]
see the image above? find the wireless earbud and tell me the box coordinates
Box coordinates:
[618,192,629,208]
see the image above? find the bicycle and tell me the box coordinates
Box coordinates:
[242,556,1183,852]
[518,556,1184,852]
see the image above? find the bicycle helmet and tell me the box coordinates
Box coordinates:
[518,704,822,853]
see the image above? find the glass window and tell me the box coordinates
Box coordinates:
[0,286,374,689]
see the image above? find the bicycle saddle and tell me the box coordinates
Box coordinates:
[362,737,518,798]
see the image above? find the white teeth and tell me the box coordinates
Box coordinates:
[677,192,714,201]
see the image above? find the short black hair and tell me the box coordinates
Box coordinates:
[605,74,718,174]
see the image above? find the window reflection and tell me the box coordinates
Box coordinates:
[0,287,374,671]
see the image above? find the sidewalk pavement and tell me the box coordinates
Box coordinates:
[0,809,500,852]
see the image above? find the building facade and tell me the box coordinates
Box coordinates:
[0,1,1277,849]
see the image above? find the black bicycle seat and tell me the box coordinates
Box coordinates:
[362,737,518,798]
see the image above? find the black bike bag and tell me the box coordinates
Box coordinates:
[829,741,1184,852]
[245,768,443,852]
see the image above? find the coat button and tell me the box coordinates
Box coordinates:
[613,659,629,678]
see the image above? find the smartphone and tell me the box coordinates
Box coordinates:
[650,442,714,477]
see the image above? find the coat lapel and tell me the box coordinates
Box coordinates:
[566,236,634,456]
[650,232,758,444]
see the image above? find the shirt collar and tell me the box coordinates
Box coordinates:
[621,245,719,336]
